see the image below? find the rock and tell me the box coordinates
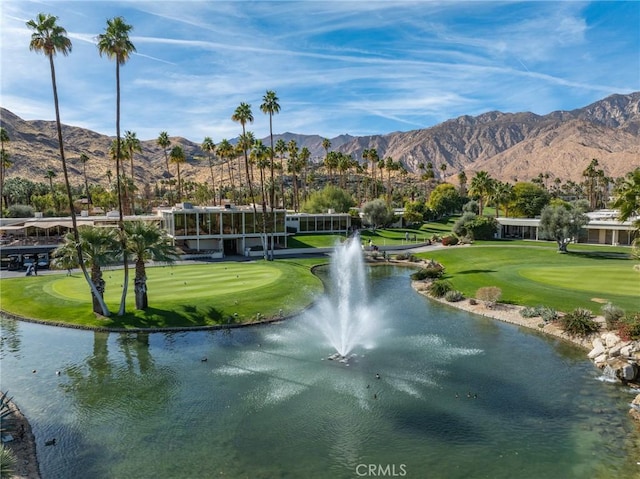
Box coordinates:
[620,345,633,357]
[609,343,623,357]
[632,394,640,407]
[592,338,604,349]
[621,363,637,381]
[603,332,620,348]
[594,353,608,366]
[588,343,606,359]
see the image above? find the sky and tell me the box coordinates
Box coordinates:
[1,1,639,143]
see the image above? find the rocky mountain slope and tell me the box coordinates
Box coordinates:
[1,92,638,187]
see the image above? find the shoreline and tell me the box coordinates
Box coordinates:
[2,396,40,479]
[410,279,597,351]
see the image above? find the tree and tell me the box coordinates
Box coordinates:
[612,168,640,222]
[301,185,354,213]
[157,131,171,172]
[453,212,497,240]
[123,130,141,213]
[0,127,11,216]
[251,139,270,258]
[362,198,394,230]
[201,136,217,205]
[29,12,110,316]
[78,153,92,207]
[260,90,280,209]
[231,103,256,206]
[299,146,311,203]
[457,171,468,196]
[493,181,514,217]
[510,182,550,218]
[469,171,494,216]
[124,221,177,310]
[428,183,462,217]
[44,168,57,197]
[287,140,300,211]
[169,145,185,202]
[97,15,136,316]
[403,200,425,225]
[217,138,234,196]
[53,226,118,314]
[539,203,589,252]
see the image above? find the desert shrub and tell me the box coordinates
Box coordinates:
[602,303,625,330]
[520,306,541,318]
[410,264,444,281]
[559,308,599,337]
[396,253,419,262]
[444,290,464,302]
[431,234,441,243]
[0,444,17,478]
[539,307,558,323]
[441,235,458,246]
[468,298,477,305]
[476,286,502,308]
[7,204,34,218]
[617,312,640,341]
[428,280,453,298]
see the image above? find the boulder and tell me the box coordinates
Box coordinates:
[588,343,606,359]
[592,337,604,350]
[594,353,608,366]
[603,332,620,348]
[621,363,638,381]
[608,343,623,357]
[632,394,640,407]
[620,345,633,357]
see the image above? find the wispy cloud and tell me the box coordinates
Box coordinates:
[1,1,638,142]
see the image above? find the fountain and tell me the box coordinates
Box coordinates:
[309,236,380,361]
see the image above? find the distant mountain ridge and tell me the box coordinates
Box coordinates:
[1,91,638,187]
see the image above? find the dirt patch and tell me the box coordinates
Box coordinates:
[591,297,609,304]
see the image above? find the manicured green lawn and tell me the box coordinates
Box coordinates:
[286,234,347,248]
[1,259,325,329]
[417,244,639,313]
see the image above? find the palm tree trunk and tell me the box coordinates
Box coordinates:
[115,61,129,316]
[208,156,216,206]
[134,259,148,310]
[280,156,286,209]
[49,53,110,316]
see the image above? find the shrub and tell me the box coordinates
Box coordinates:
[617,312,640,341]
[520,306,540,318]
[468,298,477,305]
[559,308,599,337]
[410,264,444,281]
[0,445,17,478]
[7,204,34,218]
[396,253,419,262]
[476,286,502,308]
[539,307,559,323]
[444,290,464,302]
[428,280,453,298]
[441,235,458,246]
[602,303,625,330]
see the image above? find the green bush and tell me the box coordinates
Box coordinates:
[559,308,600,337]
[428,280,453,298]
[540,307,559,323]
[396,253,419,262]
[444,290,464,302]
[7,204,34,218]
[410,265,444,281]
[520,306,540,318]
[0,444,17,478]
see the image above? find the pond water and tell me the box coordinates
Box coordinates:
[1,265,638,479]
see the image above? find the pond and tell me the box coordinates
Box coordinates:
[1,264,638,479]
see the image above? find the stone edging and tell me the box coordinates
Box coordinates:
[2,395,40,479]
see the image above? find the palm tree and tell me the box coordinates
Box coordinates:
[201,136,217,205]
[275,138,287,207]
[493,181,514,218]
[28,12,110,316]
[469,171,495,216]
[232,103,259,231]
[97,16,136,316]
[157,131,171,173]
[0,127,10,216]
[169,145,185,202]
[251,139,270,257]
[299,147,311,203]
[217,138,234,199]
[287,140,300,211]
[106,169,113,189]
[78,153,92,207]
[260,90,280,208]
[45,168,57,196]
[124,221,177,310]
[458,171,468,196]
[123,130,141,214]
[53,226,118,314]
[612,168,640,223]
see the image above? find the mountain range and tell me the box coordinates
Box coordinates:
[1,91,639,187]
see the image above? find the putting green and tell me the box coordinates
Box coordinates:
[518,266,639,296]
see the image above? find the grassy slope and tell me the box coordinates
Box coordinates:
[1,258,325,329]
[419,244,639,312]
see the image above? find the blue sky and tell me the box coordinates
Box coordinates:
[1,1,638,143]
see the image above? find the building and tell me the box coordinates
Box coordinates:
[496,210,638,246]
[285,212,351,234]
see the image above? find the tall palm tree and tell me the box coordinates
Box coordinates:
[0,127,10,216]
[287,140,299,211]
[260,90,280,209]
[232,103,258,221]
[469,170,495,216]
[493,181,514,218]
[45,168,57,196]
[275,138,287,208]
[97,16,136,316]
[201,136,217,205]
[157,131,171,173]
[124,221,177,310]
[251,139,270,257]
[28,12,110,316]
[123,130,141,214]
[612,168,640,224]
[458,171,468,196]
[78,153,92,207]
[217,138,234,199]
[169,145,185,202]
[53,226,118,314]
[322,138,333,183]
[299,147,311,203]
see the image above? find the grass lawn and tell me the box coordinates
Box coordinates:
[417,244,639,313]
[286,234,347,248]
[0,258,325,329]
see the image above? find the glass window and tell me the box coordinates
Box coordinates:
[222,212,233,234]
[186,213,197,235]
[175,213,186,236]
